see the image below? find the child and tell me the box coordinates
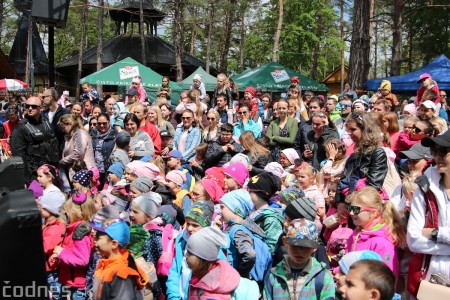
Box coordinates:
[91,219,149,299]
[39,191,67,300]
[164,149,194,191]
[125,75,147,104]
[166,170,191,215]
[263,218,335,300]
[37,164,62,194]
[103,162,125,192]
[190,143,208,181]
[191,74,207,104]
[224,163,249,192]
[247,173,284,255]
[52,192,96,299]
[166,201,218,299]
[185,226,257,299]
[318,139,347,198]
[346,186,405,278]
[157,76,172,100]
[109,131,131,167]
[129,177,154,199]
[72,169,94,196]
[393,115,420,158]
[295,163,326,230]
[341,259,396,300]
[220,189,270,281]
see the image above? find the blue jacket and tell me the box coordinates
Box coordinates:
[233,119,261,138]
[166,230,228,300]
[173,125,201,161]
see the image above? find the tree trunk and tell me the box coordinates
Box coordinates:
[189,6,197,56]
[310,42,320,80]
[205,2,215,73]
[272,0,283,62]
[220,0,237,72]
[348,0,371,91]
[340,0,345,91]
[373,20,378,78]
[391,0,403,76]
[140,0,147,65]
[76,0,88,98]
[96,0,104,95]
[383,14,388,77]
[239,13,245,72]
[0,0,4,45]
[408,27,413,72]
[173,0,185,81]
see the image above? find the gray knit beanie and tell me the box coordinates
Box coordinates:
[285,196,317,221]
[186,226,229,261]
[130,177,154,193]
[133,192,162,219]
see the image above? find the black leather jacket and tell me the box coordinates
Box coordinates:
[336,147,388,203]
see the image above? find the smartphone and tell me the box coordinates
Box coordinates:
[304,144,311,151]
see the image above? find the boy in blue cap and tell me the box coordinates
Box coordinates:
[91,219,148,299]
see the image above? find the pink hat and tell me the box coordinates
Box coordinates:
[204,167,225,189]
[281,148,300,165]
[402,103,417,116]
[244,86,256,98]
[264,162,285,178]
[132,76,141,84]
[201,178,224,203]
[166,170,186,187]
[28,180,44,198]
[126,161,158,179]
[417,73,431,83]
[224,163,249,187]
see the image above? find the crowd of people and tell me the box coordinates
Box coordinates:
[0,71,449,300]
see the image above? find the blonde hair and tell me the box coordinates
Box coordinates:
[187,89,204,123]
[59,114,84,135]
[349,186,406,247]
[203,109,220,134]
[62,195,96,223]
[430,116,448,135]
[149,105,164,128]
[150,156,165,177]
[288,98,300,113]
[401,174,418,198]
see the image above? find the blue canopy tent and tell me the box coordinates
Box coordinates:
[366,54,450,92]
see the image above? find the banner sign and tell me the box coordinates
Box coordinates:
[119,66,139,80]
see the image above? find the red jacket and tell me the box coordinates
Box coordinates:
[139,119,162,156]
[42,218,66,272]
[58,221,93,289]
[416,85,440,106]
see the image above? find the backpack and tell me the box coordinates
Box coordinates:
[228,224,272,282]
[145,223,179,277]
[326,224,353,263]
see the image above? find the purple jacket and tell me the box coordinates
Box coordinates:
[347,224,399,278]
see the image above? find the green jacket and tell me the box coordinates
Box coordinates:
[266,116,299,148]
[252,207,285,255]
[329,110,341,123]
[263,256,335,300]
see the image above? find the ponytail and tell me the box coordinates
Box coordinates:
[380,200,406,247]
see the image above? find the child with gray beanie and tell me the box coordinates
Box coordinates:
[185,226,244,299]
[129,177,154,199]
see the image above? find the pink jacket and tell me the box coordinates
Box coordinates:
[58,221,93,288]
[189,260,240,300]
[347,224,399,278]
[125,85,147,104]
[416,85,440,106]
[42,219,66,272]
[393,132,420,157]
[304,185,325,231]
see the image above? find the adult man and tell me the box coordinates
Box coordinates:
[422,89,447,121]
[133,103,162,155]
[105,96,116,125]
[416,100,437,122]
[336,96,353,145]
[325,95,341,122]
[10,97,59,185]
[441,90,449,119]
[41,88,69,156]
[204,123,244,169]
[82,99,93,123]
[372,99,391,114]
[215,94,233,125]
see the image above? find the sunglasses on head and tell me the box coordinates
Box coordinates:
[347,205,378,215]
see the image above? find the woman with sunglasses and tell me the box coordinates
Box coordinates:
[173,109,201,161]
[233,100,261,139]
[202,109,221,143]
[346,186,405,279]
[407,130,450,296]
[394,120,434,158]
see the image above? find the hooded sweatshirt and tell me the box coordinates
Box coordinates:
[189,260,240,300]
[346,224,399,278]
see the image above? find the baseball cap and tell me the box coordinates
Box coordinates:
[327,95,339,102]
[127,88,138,96]
[399,143,432,160]
[160,130,172,138]
[422,129,450,148]
[162,149,183,159]
[420,100,436,111]
[285,218,319,248]
[291,76,299,83]
[90,219,130,247]
[417,73,431,83]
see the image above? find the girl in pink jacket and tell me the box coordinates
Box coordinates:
[346,186,406,279]
[125,75,147,104]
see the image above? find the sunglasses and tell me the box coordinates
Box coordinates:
[238,111,248,115]
[181,117,192,120]
[430,146,450,158]
[25,104,39,109]
[97,122,108,126]
[341,104,352,108]
[413,125,423,134]
[207,117,215,121]
[90,122,98,126]
[347,205,377,215]
[440,95,447,98]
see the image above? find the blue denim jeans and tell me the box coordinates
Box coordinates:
[62,286,86,300]
[47,271,62,300]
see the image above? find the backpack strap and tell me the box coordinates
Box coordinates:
[314,267,326,300]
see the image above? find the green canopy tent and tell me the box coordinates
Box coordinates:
[79,57,183,105]
[179,66,217,91]
[231,62,328,93]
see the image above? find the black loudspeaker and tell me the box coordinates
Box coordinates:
[31,0,70,29]
[0,157,25,192]
[0,190,47,299]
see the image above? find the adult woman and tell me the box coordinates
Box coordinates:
[124,113,154,160]
[261,94,274,125]
[202,109,221,143]
[430,116,448,135]
[336,112,388,203]
[407,131,450,296]
[173,109,201,161]
[340,82,357,100]
[383,112,400,149]
[233,100,261,139]
[239,130,272,176]
[91,105,103,119]
[148,105,175,135]
[70,103,83,120]
[90,113,117,188]
[59,114,96,180]
[272,100,279,119]
[86,116,97,132]
[266,99,298,162]
[160,102,173,122]
[302,111,339,170]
